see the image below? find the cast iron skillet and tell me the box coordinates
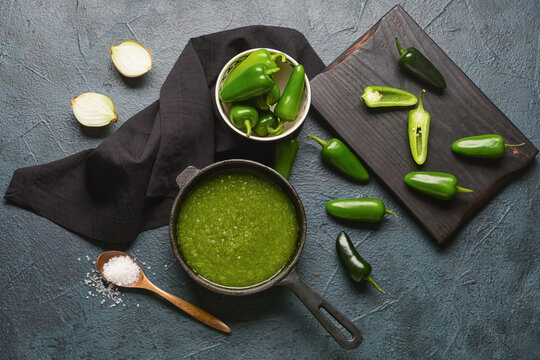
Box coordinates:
[169,159,362,349]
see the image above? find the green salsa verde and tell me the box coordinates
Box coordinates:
[177,173,298,287]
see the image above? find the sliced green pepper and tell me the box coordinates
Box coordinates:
[396,38,447,90]
[307,135,370,182]
[326,198,397,222]
[253,111,283,137]
[451,134,525,159]
[225,49,286,86]
[361,86,418,108]
[274,64,305,122]
[408,89,430,166]
[336,231,384,293]
[404,171,472,200]
[229,103,258,137]
[274,138,300,179]
[253,83,281,111]
[219,64,280,103]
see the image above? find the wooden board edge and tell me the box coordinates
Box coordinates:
[321,5,405,73]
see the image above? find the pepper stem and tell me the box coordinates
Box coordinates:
[504,142,525,148]
[417,89,426,112]
[271,52,287,64]
[265,67,281,76]
[456,186,473,193]
[395,37,406,56]
[307,135,327,147]
[366,276,385,294]
[268,123,284,135]
[244,120,252,137]
[385,209,398,218]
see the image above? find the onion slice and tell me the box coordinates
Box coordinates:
[71,92,118,127]
[110,40,153,78]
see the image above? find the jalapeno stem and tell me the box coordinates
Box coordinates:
[268,122,284,135]
[271,53,286,63]
[265,67,281,76]
[385,209,398,218]
[244,120,252,137]
[395,37,406,56]
[456,186,473,193]
[306,135,327,147]
[366,276,385,294]
[504,142,525,148]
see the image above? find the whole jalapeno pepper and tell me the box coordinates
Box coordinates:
[307,135,370,182]
[404,171,472,200]
[229,103,258,137]
[253,111,283,137]
[219,64,280,103]
[408,89,430,165]
[451,134,525,159]
[224,49,286,86]
[336,231,384,293]
[396,38,447,90]
[326,198,397,222]
[274,64,305,122]
[253,83,281,111]
[273,137,300,179]
[361,86,418,108]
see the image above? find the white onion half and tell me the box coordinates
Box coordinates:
[71,92,118,127]
[110,40,153,78]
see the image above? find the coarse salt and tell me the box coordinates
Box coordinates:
[102,255,140,286]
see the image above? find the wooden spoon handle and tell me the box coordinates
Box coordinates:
[146,282,231,333]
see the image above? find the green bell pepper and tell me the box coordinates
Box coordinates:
[274,64,305,122]
[396,38,447,90]
[307,135,370,182]
[361,86,418,108]
[219,64,280,103]
[404,171,473,200]
[408,89,430,165]
[326,198,397,222]
[225,49,286,86]
[274,137,300,179]
[229,103,258,137]
[336,231,384,293]
[451,134,525,159]
[253,111,283,137]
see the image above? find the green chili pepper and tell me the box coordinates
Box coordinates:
[451,134,525,159]
[229,103,258,137]
[253,111,283,137]
[336,231,384,293]
[361,86,418,108]
[219,64,280,103]
[396,38,447,90]
[404,171,473,200]
[253,83,281,111]
[274,138,300,179]
[326,198,397,222]
[274,64,305,122]
[225,49,286,86]
[408,89,430,165]
[307,135,370,182]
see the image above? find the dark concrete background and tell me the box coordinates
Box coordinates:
[1,1,538,359]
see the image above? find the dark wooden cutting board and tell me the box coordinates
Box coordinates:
[310,5,538,244]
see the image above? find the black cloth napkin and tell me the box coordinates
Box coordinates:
[4,26,325,243]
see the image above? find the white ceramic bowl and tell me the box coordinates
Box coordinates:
[215,48,311,142]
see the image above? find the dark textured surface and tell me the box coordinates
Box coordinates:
[1,1,538,359]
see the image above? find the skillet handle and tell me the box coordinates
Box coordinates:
[279,268,362,350]
[176,166,200,189]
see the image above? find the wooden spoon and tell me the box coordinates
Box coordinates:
[96,250,231,334]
